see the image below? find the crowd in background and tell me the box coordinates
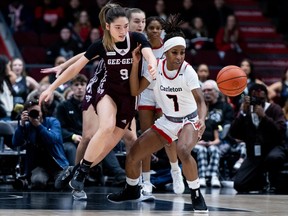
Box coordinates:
[0,0,288,194]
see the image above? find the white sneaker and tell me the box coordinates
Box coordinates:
[141,181,153,195]
[72,190,87,200]
[199,178,206,187]
[233,158,244,170]
[211,176,221,188]
[141,181,155,202]
[171,169,185,194]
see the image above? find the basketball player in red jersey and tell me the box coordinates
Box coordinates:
[107,14,208,213]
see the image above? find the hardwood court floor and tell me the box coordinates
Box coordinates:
[0,184,287,216]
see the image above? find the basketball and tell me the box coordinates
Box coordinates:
[216,65,247,97]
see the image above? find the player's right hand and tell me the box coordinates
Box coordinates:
[40,65,63,78]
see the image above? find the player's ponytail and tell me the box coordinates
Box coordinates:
[162,14,186,53]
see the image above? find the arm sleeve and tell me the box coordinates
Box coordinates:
[84,40,103,60]
[131,32,151,49]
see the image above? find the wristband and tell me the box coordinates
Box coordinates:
[72,134,77,141]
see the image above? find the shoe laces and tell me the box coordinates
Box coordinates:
[140,181,155,189]
[171,170,183,184]
[75,170,86,182]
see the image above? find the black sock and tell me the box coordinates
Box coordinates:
[79,159,92,173]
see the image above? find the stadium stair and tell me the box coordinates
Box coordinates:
[226,0,288,84]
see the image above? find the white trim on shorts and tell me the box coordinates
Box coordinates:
[138,88,161,111]
[152,115,199,143]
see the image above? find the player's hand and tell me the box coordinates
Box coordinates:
[196,119,206,141]
[40,65,64,78]
[148,64,157,79]
[39,88,53,106]
[132,44,141,63]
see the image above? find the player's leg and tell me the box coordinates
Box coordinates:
[107,128,166,203]
[177,123,208,212]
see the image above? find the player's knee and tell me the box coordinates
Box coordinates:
[177,146,191,161]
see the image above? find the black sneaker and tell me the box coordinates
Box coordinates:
[69,169,87,191]
[191,188,208,213]
[54,166,74,190]
[107,184,142,203]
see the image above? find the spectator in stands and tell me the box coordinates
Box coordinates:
[11,58,39,107]
[196,64,210,87]
[230,58,267,113]
[27,83,64,117]
[152,0,167,21]
[56,74,87,165]
[230,83,287,193]
[215,14,243,56]
[88,0,109,30]
[202,80,234,141]
[4,0,34,33]
[179,0,201,35]
[46,27,82,64]
[202,80,239,177]
[268,67,288,107]
[63,87,73,100]
[34,0,64,33]
[193,113,221,188]
[64,0,84,26]
[205,0,234,38]
[73,10,92,43]
[12,99,69,189]
[83,28,101,50]
[187,17,214,53]
[0,55,16,121]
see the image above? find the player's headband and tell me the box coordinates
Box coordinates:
[163,37,186,53]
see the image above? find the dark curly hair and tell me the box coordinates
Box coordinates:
[162,14,185,43]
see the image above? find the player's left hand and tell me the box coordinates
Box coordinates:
[196,119,206,141]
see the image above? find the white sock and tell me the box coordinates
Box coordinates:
[126,177,139,186]
[170,160,180,172]
[186,178,200,190]
[142,172,150,182]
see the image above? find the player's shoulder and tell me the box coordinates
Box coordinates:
[182,61,196,73]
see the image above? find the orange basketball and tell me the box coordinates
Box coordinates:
[216,65,247,97]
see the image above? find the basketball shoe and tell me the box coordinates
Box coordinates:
[171,169,185,194]
[107,184,142,203]
[54,166,74,190]
[69,168,87,191]
[190,188,208,212]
